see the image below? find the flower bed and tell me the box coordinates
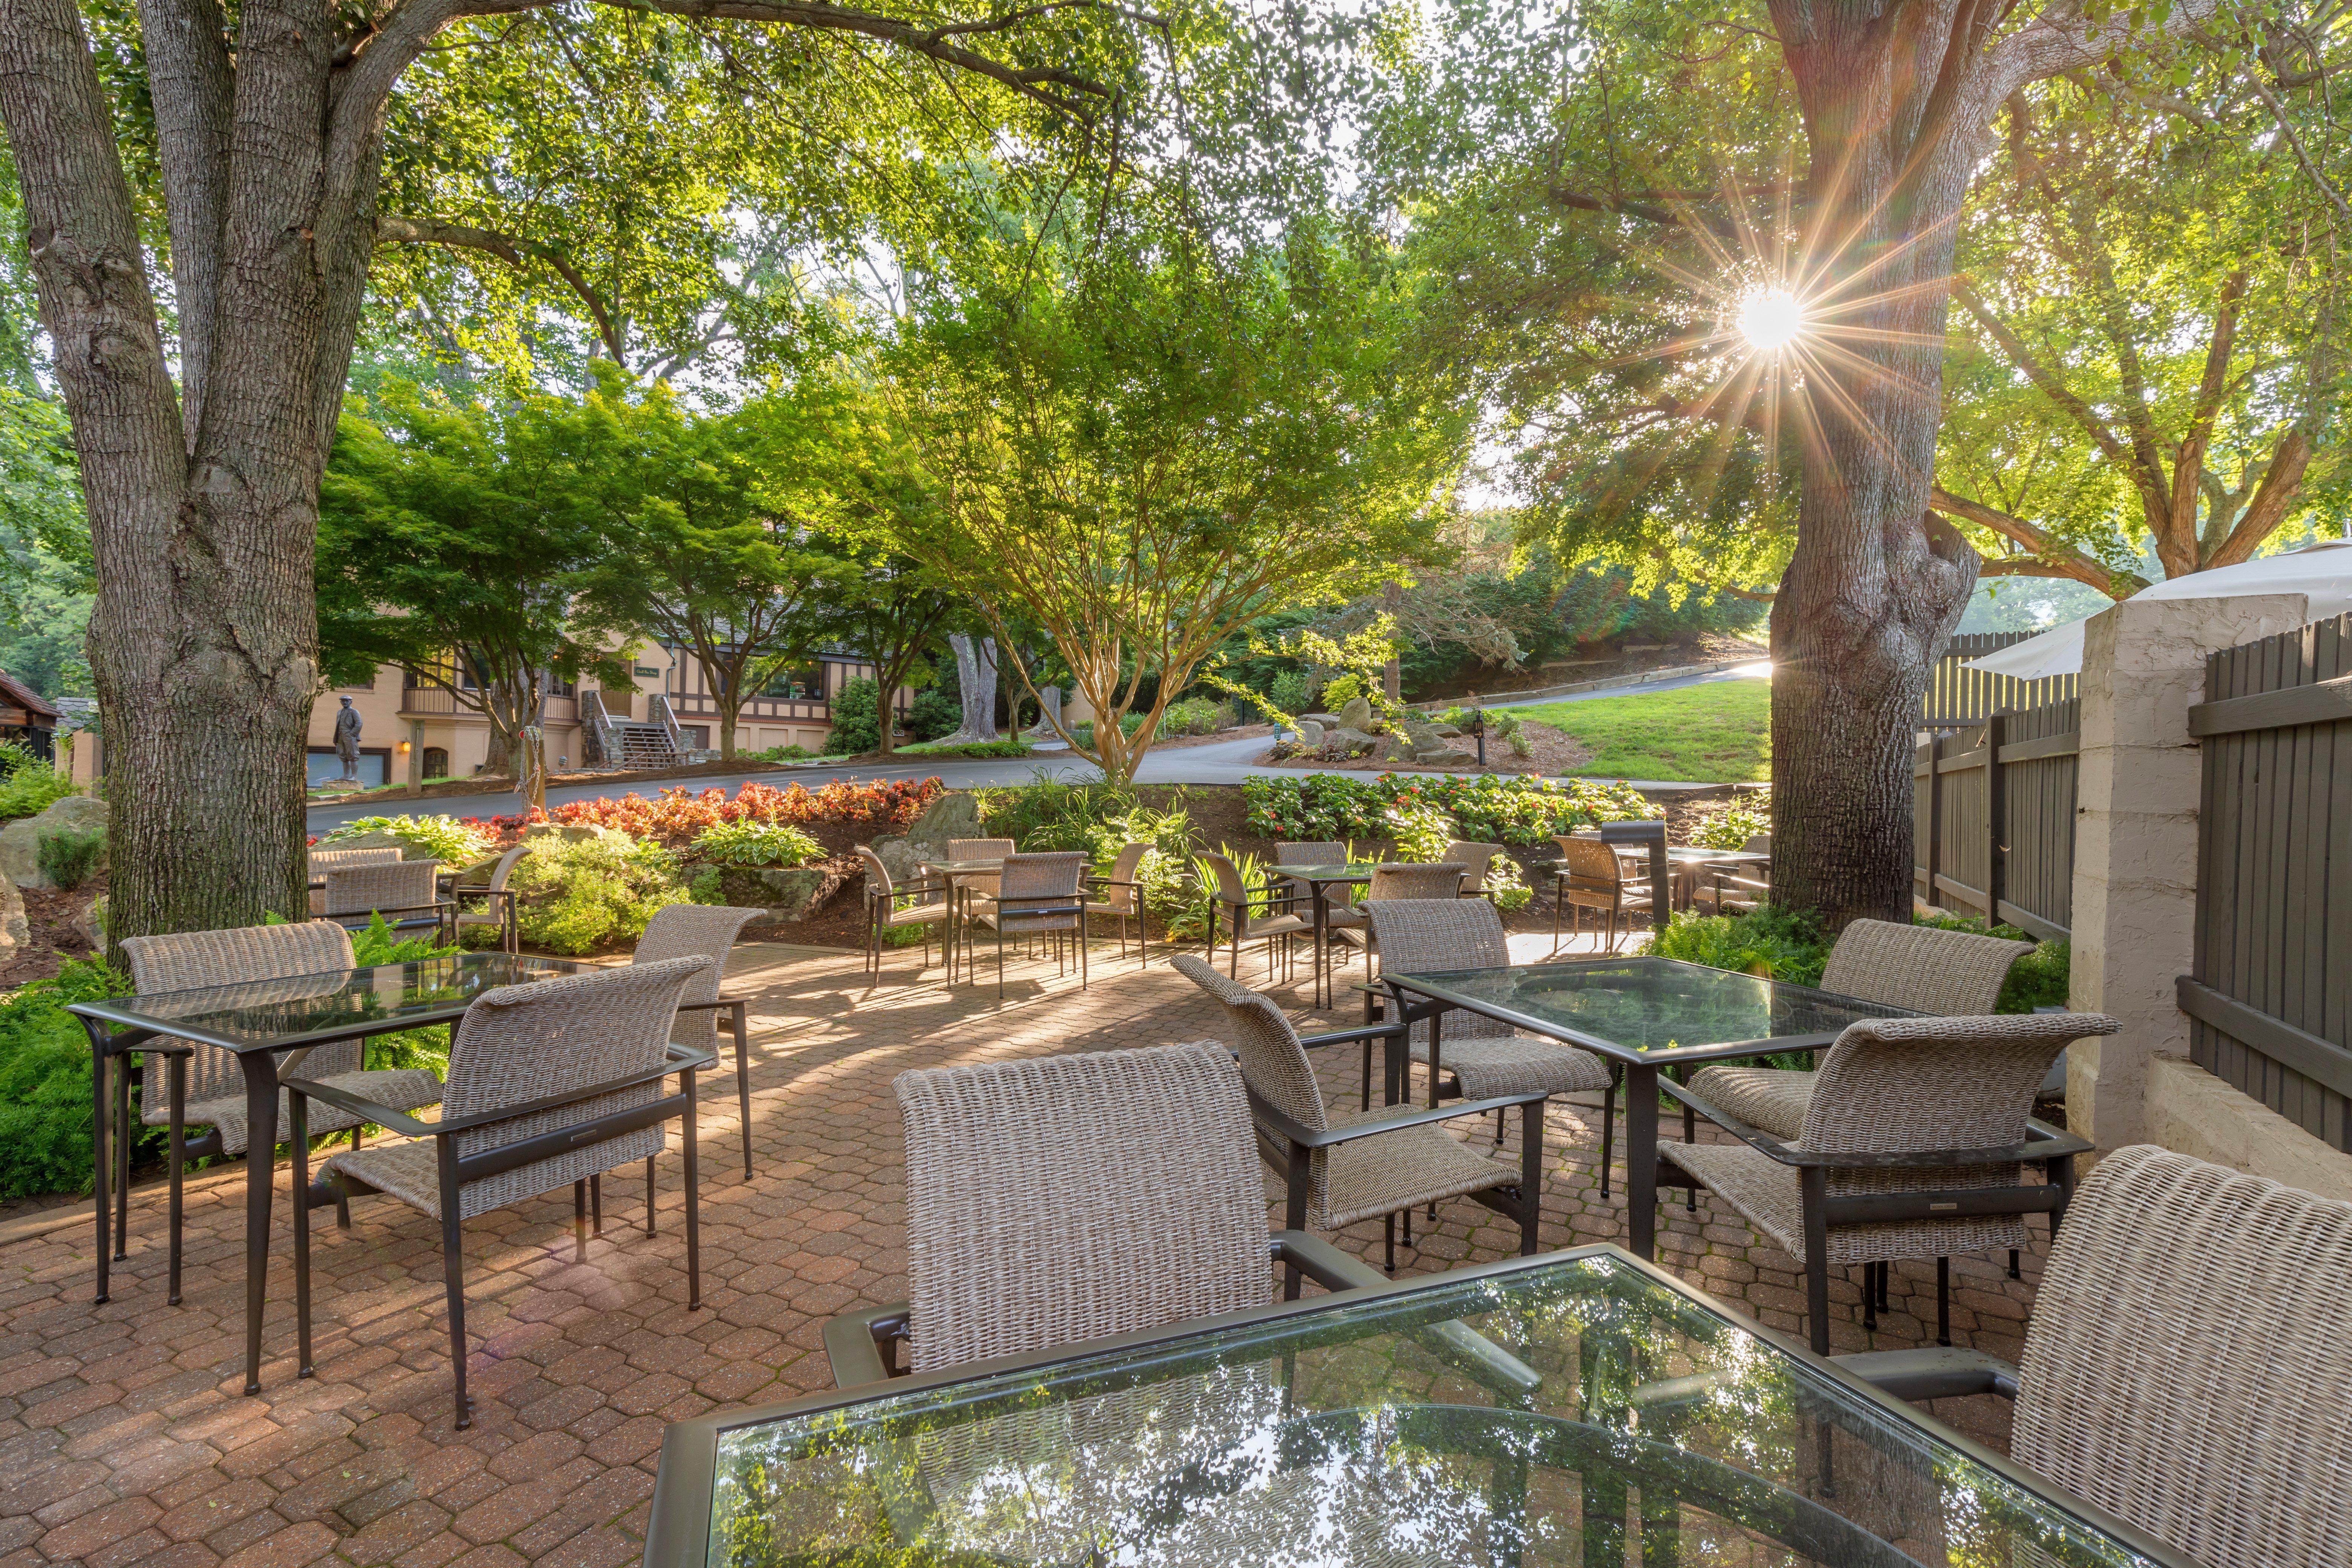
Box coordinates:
[467,777,947,850]
[1242,772,1654,846]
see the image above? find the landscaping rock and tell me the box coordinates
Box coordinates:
[1430,722,1463,738]
[0,794,109,890]
[1337,695,1377,733]
[1397,719,1477,767]
[1299,712,1340,728]
[0,879,25,959]
[865,791,983,888]
[1325,726,1383,756]
[1294,720,1325,748]
[711,864,834,922]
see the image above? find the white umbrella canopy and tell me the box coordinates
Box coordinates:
[1962,537,2352,680]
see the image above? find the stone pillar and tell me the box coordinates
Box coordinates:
[406,720,425,797]
[2067,592,2310,1151]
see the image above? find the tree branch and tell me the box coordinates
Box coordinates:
[2203,427,2314,569]
[374,216,626,362]
[2242,57,2352,218]
[1928,484,2140,595]
[2167,269,2248,556]
[1950,278,2130,467]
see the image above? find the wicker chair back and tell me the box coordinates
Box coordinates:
[1170,954,1328,1135]
[990,851,1087,932]
[1361,900,1516,1044]
[321,858,439,918]
[634,903,761,1049]
[1554,836,1627,885]
[1798,1012,2118,1264]
[1441,841,1506,890]
[2013,1144,2352,1568]
[1095,842,1149,914]
[948,837,1013,898]
[121,920,360,1107]
[1366,863,1466,900]
[439,954,709,1216]
[1819,918,2034,1017]
[893,1042,1270,1371]
[308,846,404,873]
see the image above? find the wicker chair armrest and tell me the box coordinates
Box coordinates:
[1268,1230,1384,1291]
[279,1077,439,1138]
[673,997,747,1014]
[869,878,949,902]
[1294,1021,1406,1050]
[328,901,451,922]
[1662,1079,2093,1167]
[986,894,1089,915]
[1833,1346,2019,1401]
[1250,1087,1546,1150]
[822,1303,910,1387]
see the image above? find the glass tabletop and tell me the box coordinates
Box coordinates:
[1280,862,1376,882]
[687,1249,2169,1568]
[1383,956,1920,1064]
[922,859,1008,874]
[68,952,584,1053]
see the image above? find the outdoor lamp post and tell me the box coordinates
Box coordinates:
[1466,700,1487,769]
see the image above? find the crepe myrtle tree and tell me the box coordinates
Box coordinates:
[885,215,1466,782]
[0,0,1147,939]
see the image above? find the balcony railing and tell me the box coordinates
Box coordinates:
[399,685,459,716]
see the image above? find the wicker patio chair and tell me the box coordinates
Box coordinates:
[289,955,714,1428]
[1329,862,1474,969]
[1081,842,1152,964]
[321,858,449,942]
[1200,850,1313,985]
[856,847,948,977]
[635,903,764,1180]
[1440,841,1506,896]
[1663,1011,2116,1354]
[823,1041,1390,1384]
[1174,954,1547,1276]
[1838,1143,2352,1568]
[1692,834,1773,916]
[1550,836,1654,954]
[114,920,443,1305]
[1687,919,2037,1143]
[946,836,1013,900]
[1365,899,1612,1141]
[306,845,404,914]
[450,842,530,955]
[967,850,1089,998]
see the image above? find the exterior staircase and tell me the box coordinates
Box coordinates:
[613,722,680,769]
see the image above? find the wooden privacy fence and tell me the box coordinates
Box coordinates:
[1923,632,2081,727]
[2182,611,2352,1152]
[1912,695,2080,940]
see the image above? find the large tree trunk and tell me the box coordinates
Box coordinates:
[943,633,998,743]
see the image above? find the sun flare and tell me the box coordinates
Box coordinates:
[1735,286,1806,351]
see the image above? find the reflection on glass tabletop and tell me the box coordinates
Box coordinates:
[700,1250,2153,1568]
[68,952,584,1052]
[1384,957,1920,1061]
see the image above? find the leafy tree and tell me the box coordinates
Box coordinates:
[1367,0,2261,926]
[567,374,858,760]
[317,385,633,778]
[883,207,1467,782]
[0,0,1154,940]
[809,548,958,756]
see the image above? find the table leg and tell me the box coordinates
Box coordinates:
[1312,885,1329,1010]
[732,1000,752,1180]
[89,1036,110,1304]
[1624,1061,1659,1261]
[239,1050,282,1395]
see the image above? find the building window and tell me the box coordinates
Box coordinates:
[544,673,575,699]
[761,663,825,700]
[422,746,450,779]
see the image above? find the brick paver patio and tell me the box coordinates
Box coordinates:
[0,934,2043,1566]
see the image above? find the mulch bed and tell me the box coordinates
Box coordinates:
[1251,719,1596,776]
[0,873,104,989]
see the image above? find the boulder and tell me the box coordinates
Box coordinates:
[1299,712,1340,729]
[709,864,834,923]
[0,879,25,959]
[1430,722,1463,738]
[1337,695,1376,734]
[0,793,109,890]
[1294,719,1325,748]
[864,790,984,889]
[1326,727,1382,754]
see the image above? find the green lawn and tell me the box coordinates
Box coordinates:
[1517,677,1771,784]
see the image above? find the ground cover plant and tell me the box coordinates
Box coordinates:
[1242,773,1651,845]
[509,837,693,954]
[1516,680,1771,784]
[317,813,499,863]
[690,820,824,868]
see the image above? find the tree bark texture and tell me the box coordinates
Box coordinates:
[1760,0,2220,928]
[944,634,998,743]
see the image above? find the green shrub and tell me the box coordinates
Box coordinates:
[976,774,1146,850]
[322,813,496,864]
[1487,857,1533,911]
[0,765,74,822]
[38,827,105,889]
[1159,697,1227,737]
[1321,673,1365,709]
[510,836,691,955]
[1691,804,1772,851]
[691,819,823,868]
[1653,905,1831,987]
[882,921,929,948]
[746,743,814,763]
[893,737,1032,758]
[1243,773,1651,846]
[1066,713,1147,750]
[1266,669,1314,716]
[0,956,131,1199]
[827,677,882,755]
[1386,799,1457,862]
[688,866,726,904]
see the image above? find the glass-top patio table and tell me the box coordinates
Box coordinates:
[644,1245,2187,1568]
[1380,957,1921,1260]
[70,951,585,1395]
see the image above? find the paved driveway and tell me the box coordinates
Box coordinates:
[305,669,1762,834]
